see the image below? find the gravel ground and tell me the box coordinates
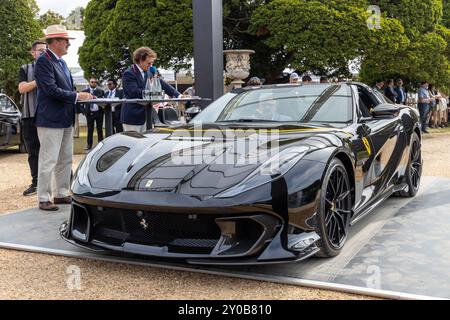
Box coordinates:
[0,132,448,300]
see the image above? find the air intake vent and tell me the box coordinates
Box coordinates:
[96,146,130,172]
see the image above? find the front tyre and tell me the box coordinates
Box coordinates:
[316,158,352,258]
[397,132,422,198]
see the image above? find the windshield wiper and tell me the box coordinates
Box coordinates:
[217,119,279,123]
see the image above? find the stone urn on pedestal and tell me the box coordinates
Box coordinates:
[224,49,255,88]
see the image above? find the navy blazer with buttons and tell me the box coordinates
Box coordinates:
[121,64,180,125]
[394,87,406,104]
[34,49,77,128]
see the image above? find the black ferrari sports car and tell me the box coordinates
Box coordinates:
[61,82,422,265]
[0,94,22,150]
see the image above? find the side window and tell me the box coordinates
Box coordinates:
[356,87,376,117]
[372,90,388,104]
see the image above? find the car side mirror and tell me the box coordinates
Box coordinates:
[371,103,399,119]
[185,106,202,122]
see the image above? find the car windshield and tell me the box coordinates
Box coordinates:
[194,84,353,124]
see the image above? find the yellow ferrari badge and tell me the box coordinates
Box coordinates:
[362,137,371,155]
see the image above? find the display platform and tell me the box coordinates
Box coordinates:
[0,177,447,299]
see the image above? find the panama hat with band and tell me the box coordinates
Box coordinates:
[44,25,75,40]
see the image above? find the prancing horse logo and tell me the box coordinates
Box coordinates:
[140,218,148,230]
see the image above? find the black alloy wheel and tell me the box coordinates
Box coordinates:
[398,132,422,197]
[316,158,352,257]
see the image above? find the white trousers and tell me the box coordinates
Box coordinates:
[37,127,73,202]
[123,123,147,133]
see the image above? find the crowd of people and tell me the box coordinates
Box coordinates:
[15,24,450,211]
[246,74,450,134]
[373,78,449,133]
[17,25,184,210]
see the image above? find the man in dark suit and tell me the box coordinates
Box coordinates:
[394,78,407,105]
[105,78,123,133]
[384,79,397,103]
[82,77,105,150]
[384,79,398,103]
[34,25,93,211]
[121,47,182,133]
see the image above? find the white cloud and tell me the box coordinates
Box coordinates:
[36,0,90,17]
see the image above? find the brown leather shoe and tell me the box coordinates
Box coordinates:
[54,196,72,205]
[39,201,59,211]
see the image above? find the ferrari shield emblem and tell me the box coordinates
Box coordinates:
[362,137,371,155]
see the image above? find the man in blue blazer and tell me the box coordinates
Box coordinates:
[34,25,93,211]
[121,47,182,133]
[394,79,407,105]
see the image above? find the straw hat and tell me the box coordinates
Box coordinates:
[44,25,75,40]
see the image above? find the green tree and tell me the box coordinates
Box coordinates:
[360,1,450,91]
[79,0,122,80]
[78,0,450,92]
[250,0,406,78]
[38,10,65,29]
[65,7,85,30]
[443,0,450,28]
[25,0,40,19]
[360,31,450,91]
[0,0,43,99]
[80,0,193,81]
[80,0,288,82]
[371,0,443,38]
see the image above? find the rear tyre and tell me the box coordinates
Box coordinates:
[397,132,422,198]
[316,158,352,258]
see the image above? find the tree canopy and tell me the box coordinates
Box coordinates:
[38,10,65,29]
[0,0,43,99]
[79,0,193,81]
[77,0,450,91]
[444,0,450,28]
[361,0,450,90]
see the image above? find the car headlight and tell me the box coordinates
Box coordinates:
[73,142,104,189]
[216,145,310,198]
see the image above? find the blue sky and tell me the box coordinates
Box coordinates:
[36,0,90,17]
